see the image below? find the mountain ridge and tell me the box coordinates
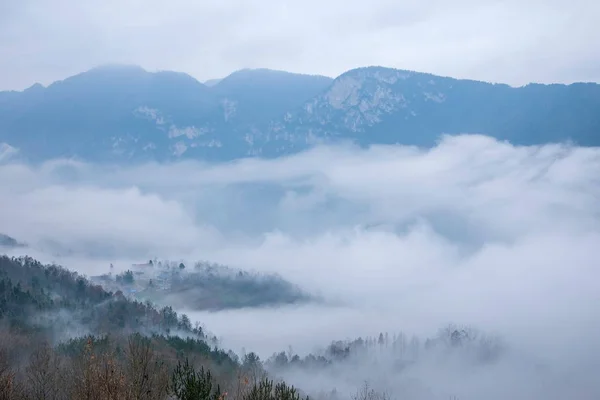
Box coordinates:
[1,64,599,162]
[6,64,598,95]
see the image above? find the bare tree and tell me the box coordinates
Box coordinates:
[96,352,127,400]
[351,382,390,400]
[0,338,26,400]
[70,338,99,400]
[0,348,16,400]
[70,337,127,400]
[25,341,63,400]
[124,333,169,400]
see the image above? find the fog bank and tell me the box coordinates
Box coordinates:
[2,134,600,398]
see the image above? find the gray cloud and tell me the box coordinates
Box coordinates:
[1,134,600,397]
[0,0,598,90]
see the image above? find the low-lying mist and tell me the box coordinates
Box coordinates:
[2,133,600,399]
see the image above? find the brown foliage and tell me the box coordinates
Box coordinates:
[0,331,282,400]
[123,334,169,400]
[0,333,27,400]
[25,341,65,400]
[68,337,129,400]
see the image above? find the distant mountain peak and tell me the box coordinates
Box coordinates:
[223,68,332,81]
[0,233,22,248]
[47,64,151,89]
[24,82,45,92]
[1,65,599,162]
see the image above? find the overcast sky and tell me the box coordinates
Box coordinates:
[0,0,598,90]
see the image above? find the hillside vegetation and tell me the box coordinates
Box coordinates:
[92,260,312,311]
[0,255,312,400]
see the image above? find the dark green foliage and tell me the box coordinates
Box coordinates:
[170,359,222,400]
[0,256,204,339]
[0,276,51,320]
[93,260,311,312]
[157,261,310,311]
[0,256,110,307]
[244,378,307,400]
[0,255,314,400]
[57,335,113,358]
[163,336,237,371]
[116,270,134,285]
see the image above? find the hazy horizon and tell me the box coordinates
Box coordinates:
[2,1,600,398]
[1,0,599,90]
[3,63,599,94]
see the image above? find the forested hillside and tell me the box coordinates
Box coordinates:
[91,259,312,312]
[0,255,311,400]
[0,256,207,340]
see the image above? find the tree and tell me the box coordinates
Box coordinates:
[352,382,389,400]
[271,352,288,368]
[25,342,63,400]
[0,347,20,400]
[244,378,308,400]
[116,270,134,285]
[179,263,186,270]
[178,314,192,331]
[242,352,266,384]
[124,334,169,400]
[170,359,221,400]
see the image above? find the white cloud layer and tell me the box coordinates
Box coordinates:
[1,134,600,397]
[1,0,599,89]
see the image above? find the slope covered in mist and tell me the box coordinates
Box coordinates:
[91,259,313,311]
[0,255,210,340]
[2,133,600,399]
[0,256,310,400]
[0,233,20,248]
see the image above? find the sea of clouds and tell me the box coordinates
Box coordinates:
[1,134,600,399]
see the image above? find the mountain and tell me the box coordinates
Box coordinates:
[0,65,333,162]
[204,78,223,87]
[1,65,599,162]
[90,259,313,311]
[0,64,222,161]
[274,67,600,148]
[212,68,333,124]
[0,255,309,400]
[0,233,21,248]
[0,255,195,337]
